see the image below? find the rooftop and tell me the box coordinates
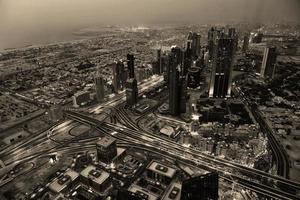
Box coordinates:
[80,165,110,186]
[147,161,176,179]
[96,136,116,148]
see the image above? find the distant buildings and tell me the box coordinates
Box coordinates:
[260,46,277,79]
[209,28,237,98]
[181,172,219,200]
[94,76,105,103]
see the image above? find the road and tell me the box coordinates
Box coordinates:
[65,111,300,200]
[233,86,290,179]
[1,75,299,199]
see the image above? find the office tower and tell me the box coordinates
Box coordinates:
[179,77,187,113]
[260,46,277,79]
[113,60,125,92]
[208,27,216,60]
[183,40,193,75]
[171,46,183,66]
[242,34,249,53]
[181,172,219,200]
[209,36,236,98]
[155,49,163,74]
[191,33,201,59]
[94,76,105,103]
[169,58,180,116]
[125,78,138,106]
[127,54,135,79]
[96,136,117,164]
[169,54,187,116]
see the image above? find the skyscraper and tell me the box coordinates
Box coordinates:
[260,46,277,79]
[209,31,236,98]
[181,172,219,200]
[127,54,135,79]
[94,76,105,103]
[191,32,201,59]
[208,27,217,60]
[125,78,138,106]
[113,60,125,92]
[183,40,193,76]
[156,49,163,75]
[168,53,187,116]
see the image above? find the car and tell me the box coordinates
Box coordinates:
[168,186,180,199]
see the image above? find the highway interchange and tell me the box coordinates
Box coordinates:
[1,75,300,200]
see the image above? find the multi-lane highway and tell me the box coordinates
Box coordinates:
[65,110,300,200]
[1,75,299,200]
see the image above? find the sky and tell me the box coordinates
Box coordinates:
[0,0,299,49]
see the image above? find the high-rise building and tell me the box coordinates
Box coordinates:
[183,40,193,76]
[168,53,187,116]
[260,46,277,79]
[113,60,125,92]
[155,49,163,75]
[127,54,135,79]
[94,76,105,103]
[96,136,117,164]
[125,78,138,106]
[208,27,218,60]
[209,34,236,98]
[191,33,201,59]
[181,172,219,200]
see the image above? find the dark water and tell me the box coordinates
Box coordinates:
[0,0,299,50]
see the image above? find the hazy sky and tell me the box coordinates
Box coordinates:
[0,0,299,49]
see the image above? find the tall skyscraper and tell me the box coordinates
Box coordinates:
[209,32,236,98]
[127,54,135,79]
[191,32,201,59]
[125,78,138,106]
[113,60,125,92]
[208,27,222,60]
[168,53,187,116]
[94,76,105,103]
[183,40,193,75]
[156,49,163,74]
[260,46,277,79]
[181,172,219,200]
